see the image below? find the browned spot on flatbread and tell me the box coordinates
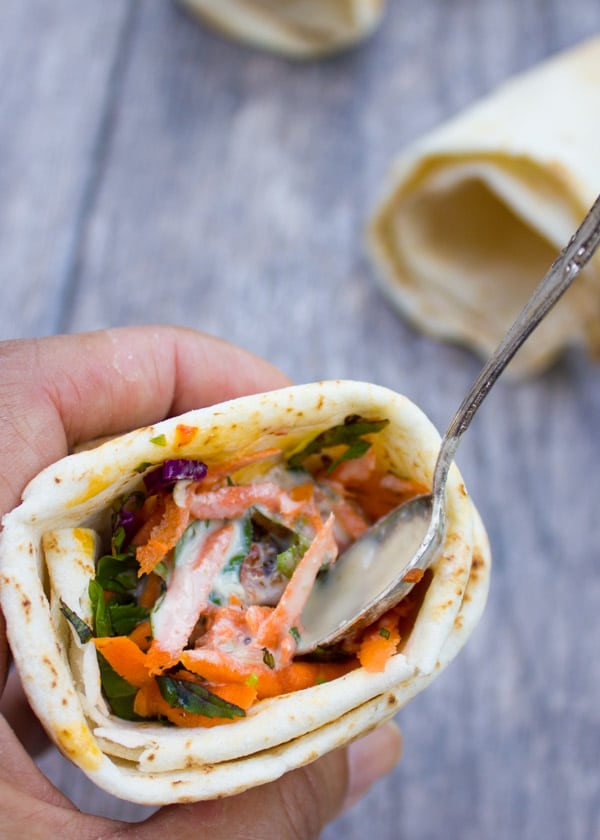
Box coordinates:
[471,552,485,577]
[21,596,31,618]
[54,476,62,484]
[42,533,59,555]
[42,656,58,678]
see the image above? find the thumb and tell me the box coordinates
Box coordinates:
[130,723,402,840]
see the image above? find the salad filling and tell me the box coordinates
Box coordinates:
[65,415,429,728]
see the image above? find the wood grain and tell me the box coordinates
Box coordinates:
[3,0,600,837]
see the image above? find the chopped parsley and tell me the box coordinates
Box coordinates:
[59,599,93,644]
[287,414,389,472]
[157,676,246,720]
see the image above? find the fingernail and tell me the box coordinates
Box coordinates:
[344,721,403,810]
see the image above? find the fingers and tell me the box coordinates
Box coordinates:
[131,747,350,840]
[0,326,290,516]
[344,721,403,810]
[113,724,401,840]
[0,668,50,757]
[37,326,292,444]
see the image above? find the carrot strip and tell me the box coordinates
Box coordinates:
[357,613,401,673]
[130,495,164,547]
[256,515,337,653]
[136,494,190,576]
[330,498,369,540]
[180,648,355,699]
[94,636,151,688]
[145,644,179,676]
[204,448,281,487]
[133,676,257,728]
[138,573,163,609]
[128,620,153,652]
[188,483,303,522]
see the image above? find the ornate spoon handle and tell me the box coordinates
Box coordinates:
[432,192,600,514]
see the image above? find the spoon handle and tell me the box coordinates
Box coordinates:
[432,191,600,501]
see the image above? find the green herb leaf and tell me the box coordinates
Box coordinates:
[150,434,167,446]
[108,603,149,636]
[95,555,138,594]
[134,461,153,473]
[276,534,311,578]
[287,415,389,470]
[327,438,371,474]
[88,579,112,637]
[262,648,276,669]
[96,652,141,721]
[156,676,246,720]
[59,599,92,644]
[289,626,301,644]
[379,627,391,640]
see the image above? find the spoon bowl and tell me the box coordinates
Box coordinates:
[296,494,440,654]
[298,192,600,654]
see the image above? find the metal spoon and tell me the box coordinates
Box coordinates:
[296,192,600,655]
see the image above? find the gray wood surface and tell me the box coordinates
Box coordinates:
[3,1,600,837]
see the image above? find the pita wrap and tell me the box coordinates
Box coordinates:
[368,36,600,377]
[0,381,489,805]
[179,0,386,59]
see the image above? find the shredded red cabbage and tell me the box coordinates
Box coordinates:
[143,459,208,494]
[115,507,136,541]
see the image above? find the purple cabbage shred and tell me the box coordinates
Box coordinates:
[143,459,208,494]
[114,507,136,542]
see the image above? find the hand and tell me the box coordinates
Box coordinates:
[0,326,402,839]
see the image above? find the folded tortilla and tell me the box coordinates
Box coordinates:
[0,381,490,805]
[368,36,600,377]
[179,0,387,59]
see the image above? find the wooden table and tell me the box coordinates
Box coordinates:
[3,1,600,837]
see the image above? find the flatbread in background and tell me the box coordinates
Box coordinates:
[179,0,387,59]
[368,36,600,377]
[0,381,490,804]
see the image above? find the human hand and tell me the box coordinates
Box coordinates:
[0,326,402,839]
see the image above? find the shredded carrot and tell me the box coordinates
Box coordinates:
[128,620,153,652]
[256,515,337,654]
[203,447,281,486]
[402,568,425,584]
[145,644,179,676]
[357,614,401,673]
[289,483,314,503]
[133,675,257,728]
[94,636,151,688]
[180,649,355,699]
[188,483,303,523]
[136,494,190,576]
[138,573,164,609]
[130,495,165,547]
[330,497,369,540]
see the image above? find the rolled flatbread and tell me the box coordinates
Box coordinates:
[179,0,387,59]
[0,381,489,804]
[368,36,600,376]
